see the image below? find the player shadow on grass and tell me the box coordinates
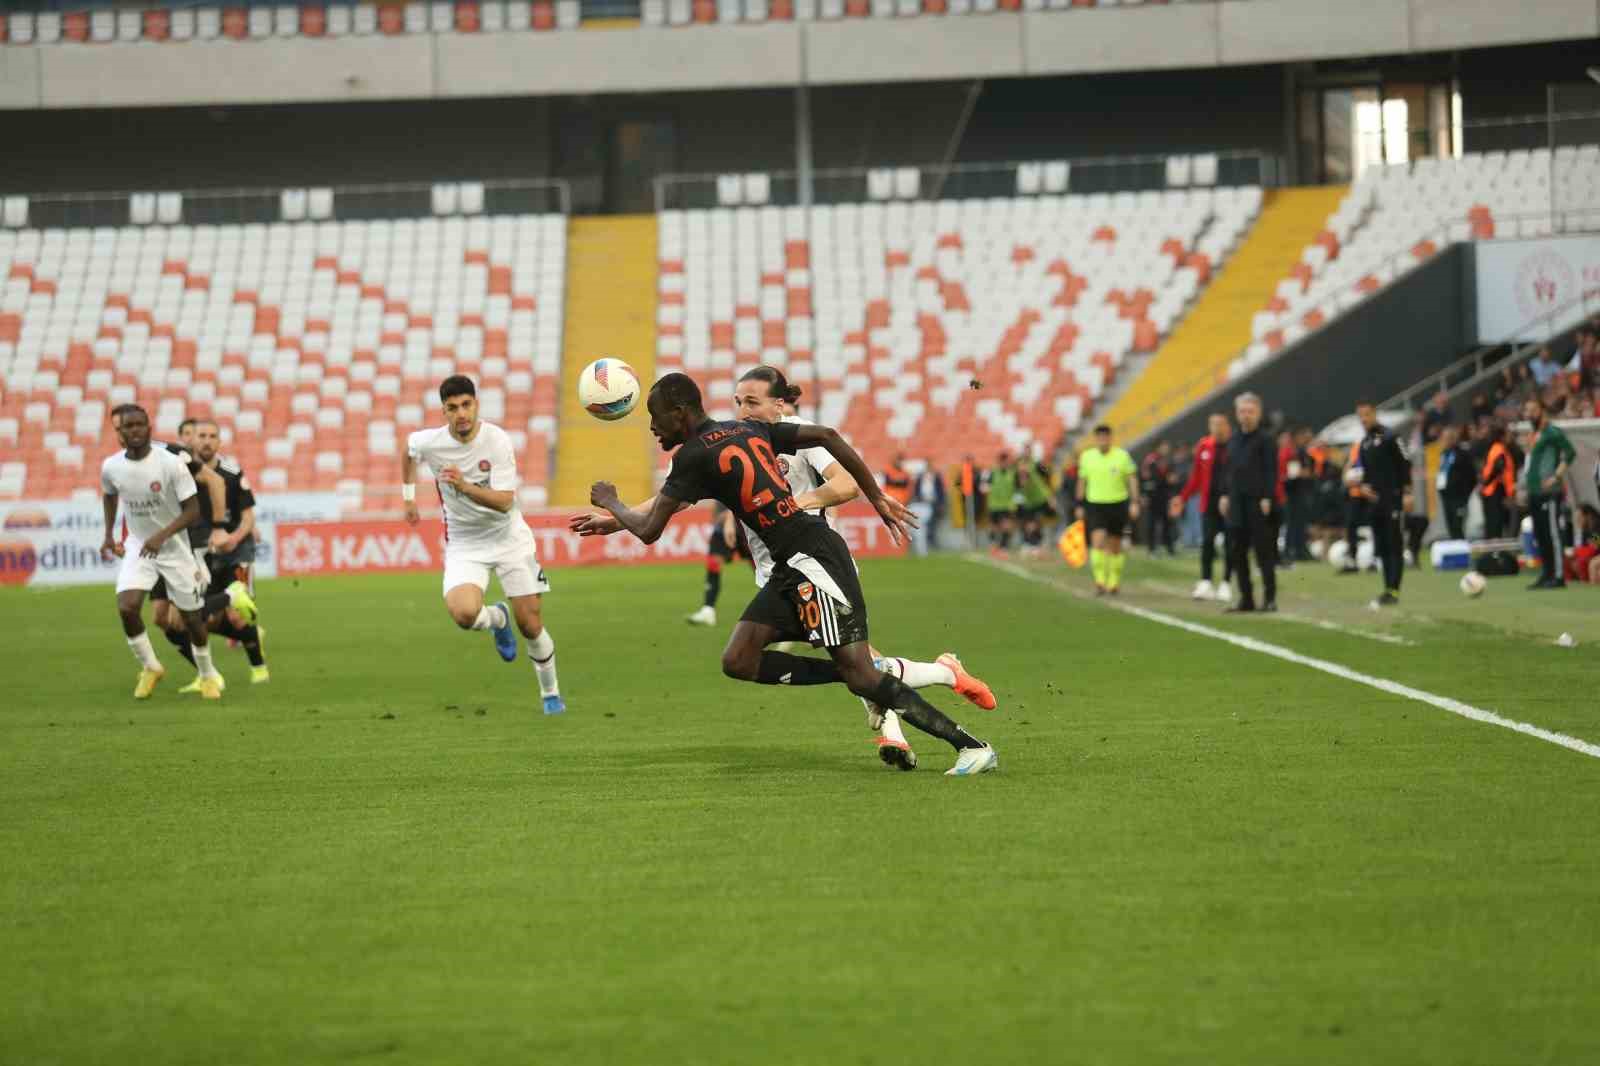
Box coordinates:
[591,745,867,777]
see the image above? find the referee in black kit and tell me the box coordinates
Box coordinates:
[1219,392,1278,612]
[1353,400,1412,608]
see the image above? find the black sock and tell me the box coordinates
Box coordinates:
[755,651,841,686]
[204,591,231,617]
[214,618,265,666]
[703,568,721,609]
[872,676,986,752]
[163,627,196,666]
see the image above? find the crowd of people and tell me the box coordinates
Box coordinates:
[930,317,1600,599]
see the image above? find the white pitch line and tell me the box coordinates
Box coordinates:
[1138,579,1416,646]
[976,557,1600,762]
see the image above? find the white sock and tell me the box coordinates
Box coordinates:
[471,604,508,631]
[881,710,909,747]
[895,657,956,690]
[527,628,558,697]
[127,632,161,670]
[193,643,219,680]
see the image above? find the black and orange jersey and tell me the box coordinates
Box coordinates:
[660,418,827,566]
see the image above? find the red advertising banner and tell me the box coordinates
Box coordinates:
[273,505,906,577]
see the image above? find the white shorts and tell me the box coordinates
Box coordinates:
[116,539,207,612]
[442,528,550,600]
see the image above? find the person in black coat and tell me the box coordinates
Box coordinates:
[1218,392,1279,612]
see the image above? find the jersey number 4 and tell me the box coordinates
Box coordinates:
[718,438,788,514]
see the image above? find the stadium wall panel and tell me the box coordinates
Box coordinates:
[0,40,39,109]
[805,16,1021,86]
[37,35,433,109]
[1218,0,1410,65]
[437,24,802,97]
[1024,4,1220,76]
[1145,246,1471,449]
[1411,0,1599,53]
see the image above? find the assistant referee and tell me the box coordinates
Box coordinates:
[1075,423,1140,595]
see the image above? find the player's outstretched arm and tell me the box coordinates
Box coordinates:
[570,495,691,537]
[590,483,680,545]
[790,425,916,544]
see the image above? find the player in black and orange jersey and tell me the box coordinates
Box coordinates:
[573,373,998,776]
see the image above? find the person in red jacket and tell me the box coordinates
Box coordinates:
[1169,412,1235,602]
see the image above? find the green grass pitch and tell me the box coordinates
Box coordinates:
[3,553,1598,1065]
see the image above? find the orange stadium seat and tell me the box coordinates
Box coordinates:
[0,212,567,500]
[655,183,1246,473]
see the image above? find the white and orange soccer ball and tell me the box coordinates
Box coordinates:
[577,358,641,421]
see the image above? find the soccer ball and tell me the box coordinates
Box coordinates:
[1328,541,1349,569]
[1460,571,1487,598]
[578,359,641,421]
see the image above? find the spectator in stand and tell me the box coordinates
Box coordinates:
[1530,346,1564,389]
[1478,420,1516,539]
[882,454,913,509]
[985,451,1018,555]
[1139,441,1177,557]
[1170,412,1234,603]
[1421,390,1451,444]
[1436,424,1477,541]
[1219,392,1279,613]
[1520,396,1577,590]
[908,461,945,557]
[1469,391,1493,424]
[1567,326,1599,388]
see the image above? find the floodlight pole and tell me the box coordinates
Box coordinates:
[796,83,814,208]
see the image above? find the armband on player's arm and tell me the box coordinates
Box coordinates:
[402,483,416,502]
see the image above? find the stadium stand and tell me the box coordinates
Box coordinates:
[0,0,1214,44]
[0,208,567,505]
[1240,145,1600,372]
[654,183,1262,472]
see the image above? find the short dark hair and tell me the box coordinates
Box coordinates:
[118,404,148,423]
[1355,400,1375,410]
[650,372,704,414]
[439,375,476,403]
[178,418,196,434]
[1094,423,1111,434]
[739,365,803,405]
[1525,395,1546,414]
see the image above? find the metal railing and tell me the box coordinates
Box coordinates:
[1379,290,1600,419]
[1115,205,1600,447]
[3,178,572,230]
[653,151,1281,212]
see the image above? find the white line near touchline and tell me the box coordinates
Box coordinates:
[976,557,1600,762]
[1137,579,1417,646]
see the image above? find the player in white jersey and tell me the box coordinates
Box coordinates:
[99,405,223,700]
[403,375,564,715]
[732,366,997,771]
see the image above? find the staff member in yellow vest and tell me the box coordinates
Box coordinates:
[1075,423,1140,596]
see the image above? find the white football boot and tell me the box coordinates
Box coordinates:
[945,746,999,776]
[1191,579,1214,601]
[685,605,716,626]
[1214,580,1234,603]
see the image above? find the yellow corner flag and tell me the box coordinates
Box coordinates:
[1058,520,1088,569]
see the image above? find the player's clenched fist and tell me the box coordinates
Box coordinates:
[438,464,464,488]
[590,481,620,509]
[100,535,125,562]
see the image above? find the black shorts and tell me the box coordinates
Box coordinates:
[1084,500,1131,536]
[740,527,869,649]
[206,547,255,597]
